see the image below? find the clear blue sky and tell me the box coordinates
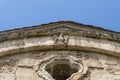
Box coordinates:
[0,0,120,32]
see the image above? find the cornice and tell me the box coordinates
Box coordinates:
[0,21,119,43]
[0,24,119,57]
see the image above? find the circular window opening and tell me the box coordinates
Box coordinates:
[45,59,79,80]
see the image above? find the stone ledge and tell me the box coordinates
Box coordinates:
[0,21,119,43]
[0,36,119,57]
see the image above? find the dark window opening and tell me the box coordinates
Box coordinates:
[45,59,79,80]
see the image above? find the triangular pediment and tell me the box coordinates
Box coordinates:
[31,21,119,32]
[0,21,119,43]
[20,21,117,33]
[2,21,118,33]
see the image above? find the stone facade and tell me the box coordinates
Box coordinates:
[0,21,120,80]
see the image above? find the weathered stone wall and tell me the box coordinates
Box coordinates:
[0,51,120,80]
[0,21,119,80]
[0,36,119,57]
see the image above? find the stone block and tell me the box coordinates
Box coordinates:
[68,36,76,46]
[16,67,33,80]
[90,69,106,80]
[18,58,35,67]
[0,73,15,80]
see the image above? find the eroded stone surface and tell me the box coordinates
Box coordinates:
[16,67,33,80]
[0,51,119,80]
[0,21,120,80]
[0,73,15,80]
[0,36,119,57]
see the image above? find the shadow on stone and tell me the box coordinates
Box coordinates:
[45,59,79,80]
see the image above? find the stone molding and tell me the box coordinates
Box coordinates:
[0,35,119,57]
[0,21,119,43]
[35,55,88,80]
[0,21,119,58]
[0,36,120,57]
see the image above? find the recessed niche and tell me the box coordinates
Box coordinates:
[36,56,88,80]
[45,59,79,80]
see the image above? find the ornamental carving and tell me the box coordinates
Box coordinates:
[53,32,69,45]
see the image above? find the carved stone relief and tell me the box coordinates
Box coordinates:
[53,32,69,45]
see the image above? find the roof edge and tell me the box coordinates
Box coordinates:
[0,21,119,43]
[0,21,120,33]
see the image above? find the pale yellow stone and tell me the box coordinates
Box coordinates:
[90,69,106,80]
[18,58,35,67]
[16,67,33,80]
[68,36,76,46]
[0,73,15,80]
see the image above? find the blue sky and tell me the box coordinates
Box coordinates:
[0,0,120,32]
